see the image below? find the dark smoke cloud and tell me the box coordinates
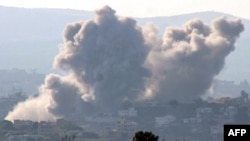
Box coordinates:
[5,6,244,121]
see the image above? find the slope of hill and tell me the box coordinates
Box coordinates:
[0,6,249,82]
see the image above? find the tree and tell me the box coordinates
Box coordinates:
[133,131,159,141]
[0,120,13,130]
[71,134,76,141]
[169,99,179,108]
[61,134,76,141]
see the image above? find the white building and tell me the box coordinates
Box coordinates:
[224,106,238,119]
[117,119,138,137]
[85,116,118,123]
[155,115,176,127]
[210,125,223,134]
[118,107,137,117]
[196,107,213,118]
[183,117,201,124]
[196,107,212,114]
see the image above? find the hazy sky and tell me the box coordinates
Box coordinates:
[0,0,249,19]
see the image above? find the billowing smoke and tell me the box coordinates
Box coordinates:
[143,18,244,102]
[5,6,244,121]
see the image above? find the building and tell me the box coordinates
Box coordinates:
[155,115,176,127]
[118,107,137,117]
[6,135,45,141]
[13,120,33,129]
[38,121,57,134]
[183,117,201,124]
[117,119,138,138]
[196,107,213,119]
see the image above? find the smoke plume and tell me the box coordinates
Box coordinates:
[143,18,244,102]
[5,6,244,121]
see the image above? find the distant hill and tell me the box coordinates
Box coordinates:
[0,6,93,42]
[0,6,249,82]
[137,11,250,33]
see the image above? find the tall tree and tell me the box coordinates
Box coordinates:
[133,131,159,141]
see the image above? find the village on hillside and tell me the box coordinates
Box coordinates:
[0,85,250,141]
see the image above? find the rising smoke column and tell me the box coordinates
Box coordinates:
[5,6,244,121]
[5,6,149,121]
[53,6,149,112]
[144,18,244,102]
